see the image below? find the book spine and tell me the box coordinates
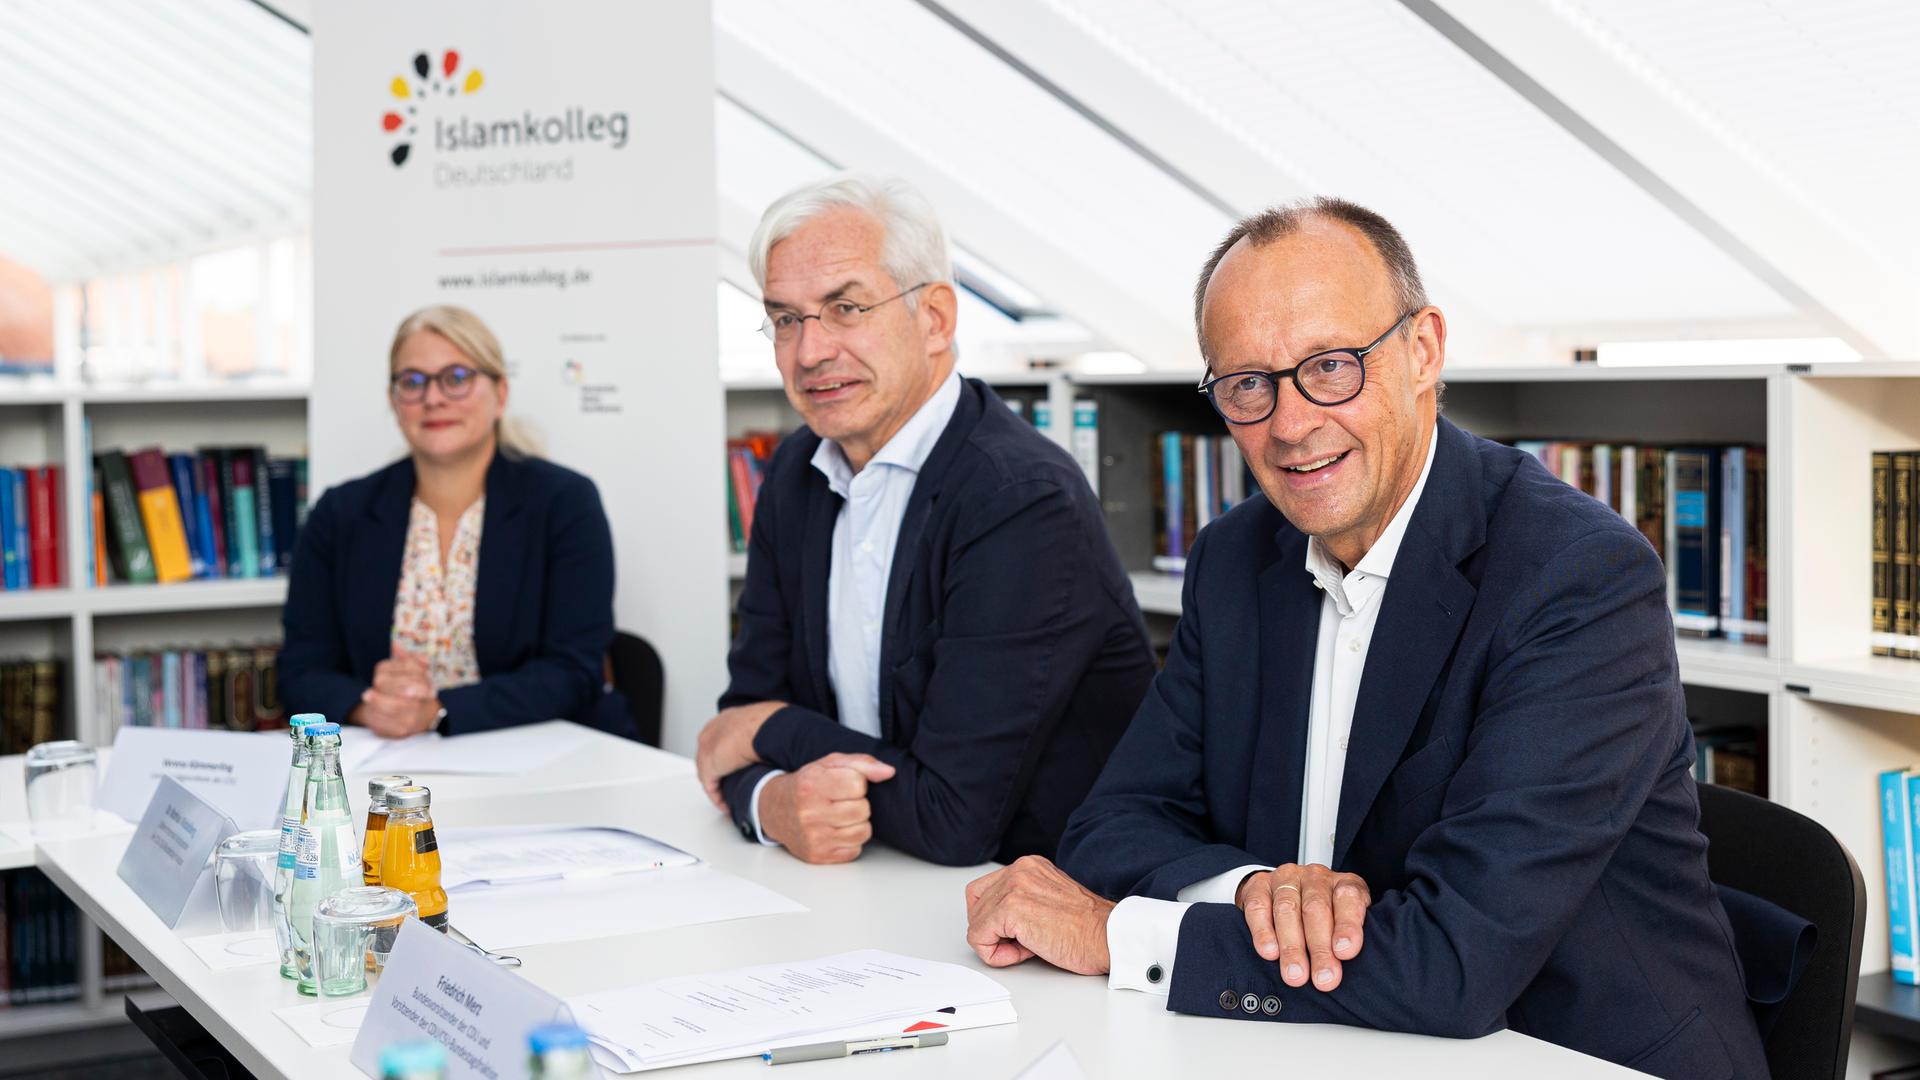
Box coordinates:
[0,468,14,590]
[1071,399,1100,497]
[728,445,756,550]
[230,453,260,580]
[1747,448,1768,644]
[1897,769,1920,984]
[1721,449,1746,644]
[197,455,226,578]
[90,470,108,588]
[168,454,207,579]
[130,450,192,584]
[250,448,275,576]
[11,472,29,589]
[1162,432,1184,562]
[26,467,59,588]
[99,452,156,585]
[1668,449,1720,635]
[268,458,299,571]
[1897,453,1915,659]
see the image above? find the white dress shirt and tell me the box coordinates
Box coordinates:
[747,372,963,845]
[1107,426,1438,993]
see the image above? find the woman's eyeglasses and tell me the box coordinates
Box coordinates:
[390,365,486,403]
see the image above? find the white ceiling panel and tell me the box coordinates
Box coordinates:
[1550,0,1920,279]
[1039,0,1800,328]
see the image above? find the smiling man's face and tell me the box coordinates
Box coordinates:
[762,207,954,471]
[1200,216,1443,567]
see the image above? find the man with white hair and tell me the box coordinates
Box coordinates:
[695,173,1155,867]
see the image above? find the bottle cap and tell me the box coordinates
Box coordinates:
[304,723,343,738]
[367,774,415,802]
[290,713,324,729]
[379,1040,447,1077]
[528,1023,591,1054]
[386,785,432,810]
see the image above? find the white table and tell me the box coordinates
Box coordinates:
[25,724,1637,1079]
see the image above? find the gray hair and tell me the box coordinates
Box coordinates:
[748,173,952,312]
[1193,196,1429,369]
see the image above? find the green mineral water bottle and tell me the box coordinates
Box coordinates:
[289,723,359,994]
[272,713,324,979]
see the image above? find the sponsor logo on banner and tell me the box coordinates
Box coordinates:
[379,48,630,188]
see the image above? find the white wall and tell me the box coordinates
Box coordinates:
[311,1,727,751]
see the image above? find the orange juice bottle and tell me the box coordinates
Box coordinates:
[362,774,414,886]
[381,785,449,931]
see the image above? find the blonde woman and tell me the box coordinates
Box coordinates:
[278,305,633,738]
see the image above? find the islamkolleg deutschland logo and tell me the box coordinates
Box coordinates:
[383,50,484,168]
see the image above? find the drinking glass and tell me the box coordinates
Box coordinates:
[24,741,97,837]
[214,830,283,932]
[311,887,417,998]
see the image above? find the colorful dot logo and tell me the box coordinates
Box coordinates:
[382,50,483,167]
[562,360,585,385]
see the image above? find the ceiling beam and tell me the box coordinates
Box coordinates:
[925,0,1521,365]
[1409,0,1918,360]
[712,25,1199,370]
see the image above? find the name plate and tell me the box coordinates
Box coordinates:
[98,727,291,832]
[116,776,237,928]
[351,918,575,1080]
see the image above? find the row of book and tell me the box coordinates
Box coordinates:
[1,870,81,1006]
[1011,398,1103,498]
[0,465,64,590]
[1692,726,1763,795]
[91,446,307,586]
[1514,442,1768,643]
[95,644,285,732]
[0,658,61,755]
[1150,432,1252,572]
[725,432,780,554]
[1871,451,1920,660]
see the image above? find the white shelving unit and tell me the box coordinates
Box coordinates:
[0,380,305,1041]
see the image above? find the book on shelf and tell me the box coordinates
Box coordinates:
[724,432,780,554]
[1691,725,1763,795]
[86,446,307,589]
[0,658,61,754]
[0,465,64,591]
[1882,767,1919,985]
[94,643,285,732]
[1150,431,1250,574]
[2,869,83,1006]
[1513,440,1765,644]
[1071,398,1100,497]
[1873,449,1920,660]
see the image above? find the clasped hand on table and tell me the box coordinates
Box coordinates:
[696,702,897,864]
[965,856,1372,991]
[352,646,444,737]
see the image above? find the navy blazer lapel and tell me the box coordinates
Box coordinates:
[473,453,529,671]
[351,460,415,664]
[1333,419,1484,867]
[1246,529,1318,865]
[876,379,982,737]
[800,472,840,712]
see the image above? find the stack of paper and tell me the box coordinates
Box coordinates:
[567,950,1016,1072]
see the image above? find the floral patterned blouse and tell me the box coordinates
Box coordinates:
[390,496,485,690]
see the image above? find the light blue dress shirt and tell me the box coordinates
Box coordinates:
[748,372,964,844]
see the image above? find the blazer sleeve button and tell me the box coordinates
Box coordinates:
[1241,993,1261,1014]
[1262,995,1281,1016]
[1218,989,1237,1011]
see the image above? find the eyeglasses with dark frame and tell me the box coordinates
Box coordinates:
[1196,309,1420,424]
[758,283,931,343]
[390,364,488,404]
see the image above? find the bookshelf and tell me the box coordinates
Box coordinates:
[0,381,305,1040]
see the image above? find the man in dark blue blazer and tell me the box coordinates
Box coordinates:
[963,199,1768,1078]
[695,175,1155,867]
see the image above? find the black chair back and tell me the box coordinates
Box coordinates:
[608,630,664,747]
[1698,783,1866,1080]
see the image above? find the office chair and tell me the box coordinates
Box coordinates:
[1698,782,1865,1080]
[607,630,665,747]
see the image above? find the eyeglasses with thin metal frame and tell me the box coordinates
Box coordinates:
[758,282,932,343]
[1196,309,1420,424]
[390,364,488,404]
